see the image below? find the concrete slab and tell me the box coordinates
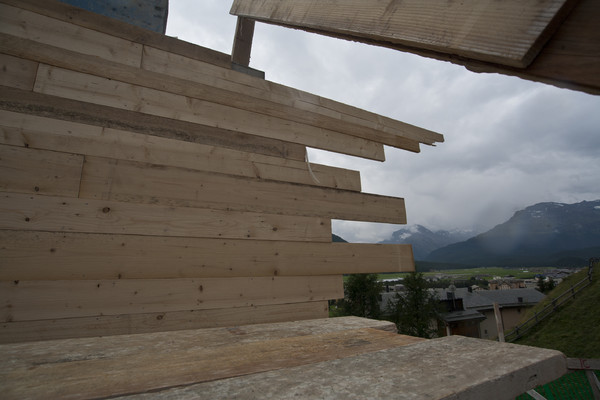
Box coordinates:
[119,336,567,400]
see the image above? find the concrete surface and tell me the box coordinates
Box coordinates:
[118,335,567,400]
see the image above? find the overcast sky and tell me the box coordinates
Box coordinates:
[166,1,600,243]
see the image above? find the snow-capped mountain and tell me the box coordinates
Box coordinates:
[378,224,476,260]
[426,200,600,267]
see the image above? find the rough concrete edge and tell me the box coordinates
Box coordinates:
[441,350,568,400]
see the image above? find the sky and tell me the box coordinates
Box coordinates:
[166,1,600,243]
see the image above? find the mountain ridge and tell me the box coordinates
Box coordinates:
[426,200,600,267]
[378,224,476,260]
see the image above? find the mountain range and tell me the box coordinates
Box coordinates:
[378,225,475,260]
[377,200,600,268]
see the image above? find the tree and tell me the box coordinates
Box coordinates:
[339,274,383,319]
[536,276,546,293]
[536,276,556,293]
[386,272,441,338]
[546,277,556,292]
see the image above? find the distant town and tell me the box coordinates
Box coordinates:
[377,267,583,340]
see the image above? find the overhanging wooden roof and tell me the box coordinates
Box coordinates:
[231,0,600,95]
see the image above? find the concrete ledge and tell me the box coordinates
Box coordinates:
[0,318,566,399]
[126,335,567,400]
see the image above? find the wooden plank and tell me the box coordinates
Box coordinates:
[0,327,421,399]
[0,144,83,197]
[0,86,307,161]
[141,45,438,147]
[230,0,573,68]
[0,276,343,321]
[0,2,440,147]
[0,31,415,152]
[231,17,255,66]
[0,192,331,242]
[32,65,386,161]
[78,156,406,223]
[0,27,436,149]
[1,316,396,347]
[0,53,37,90]
[0,302,331,344]
[0,0,233,69]
[566,358,600,370]
[0,109,361,191]
[0,231,414,280]
[467,0,600,95]
[0,3,142,67]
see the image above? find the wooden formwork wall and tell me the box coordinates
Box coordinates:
[0,0,442,343]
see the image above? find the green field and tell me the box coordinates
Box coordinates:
[514,262,600,358]
[377,266,554,281]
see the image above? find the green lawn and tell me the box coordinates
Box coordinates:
[514,262,600,358]
[377,266,552,281]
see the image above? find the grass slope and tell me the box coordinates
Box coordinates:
[514,261,600,358]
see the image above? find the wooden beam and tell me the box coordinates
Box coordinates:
[0,29,416,154]
[0,3,143,67]
[0,53,37,90]
[0,231,415,280]
[466,0,600,95]
[0,145,83,197]
[141,46,442,146]
[32,64,386,160]
[78,156,406,223]
[230,0,574,68]
[0,276,343,321]
[233,0,598,95]
[0,110,361,191]
[0,0,233,69]
[0,302,331,343]
[0,31,435,152]
[0,192,332,242]
[231,17,255,66]
[0,86,307,161]
[0,20,441,149]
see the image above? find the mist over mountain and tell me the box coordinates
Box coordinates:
[426,200,600,267]
[378,225,476,260]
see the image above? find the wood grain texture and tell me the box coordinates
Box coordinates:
[0,3,142,67]
[231,17,255,66]
[0,0,233,69]
[32,65,386,160]
[0,86,307,161]
[0,144,83,197]
[0,302,331,344]
[0,327,422,399]
[0,0,439,143]
[78,156,406,223]
[0,109,361,191]
[467,0,600,95]
[230,0,572,68]
[0,231,414,280]
[0,34,418,153]
[0,276,343,321]
[141,45,441,147]
[0,192,331,242]
[0,53,37,90]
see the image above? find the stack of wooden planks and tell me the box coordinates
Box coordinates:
[0,0,443,343]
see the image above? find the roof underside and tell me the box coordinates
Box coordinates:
[231,0,600,95]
